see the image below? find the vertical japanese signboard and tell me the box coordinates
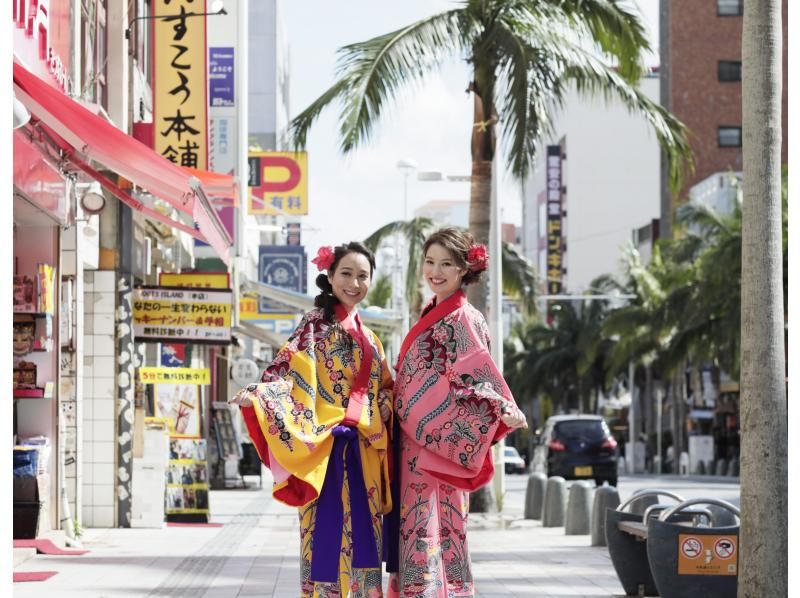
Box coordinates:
[154,0,208,170]
[209,47,234,107]
[545,145,563,294]
[248,152,308,215]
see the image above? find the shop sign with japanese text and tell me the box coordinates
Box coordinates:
[545,145,564,294]
[159,272,230,289]
[139,367,211,385]
[153,0,208,169]
[133,287,232,344]
[209,47,234,107]
[248,152,308,215]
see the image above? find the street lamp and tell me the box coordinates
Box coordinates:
[124,0,228,39]
[396,159,417,220]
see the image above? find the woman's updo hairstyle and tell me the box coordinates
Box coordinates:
[313,241,376,322]
[422,227,487,285]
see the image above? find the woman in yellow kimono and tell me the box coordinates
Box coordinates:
[230,242,394,598]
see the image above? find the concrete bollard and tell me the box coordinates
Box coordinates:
[715,458,728,477]
[706,460,715,475]
[695,460,706,475]
[524,472,548,520]
[679,452,690,476]
[591,484,621,546]
[565,481,594,535]
[542,476,567,527]
[617,456,626,475]
[729,457,740,477]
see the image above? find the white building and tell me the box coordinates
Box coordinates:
[522,74,661,294]
[249,0,291,152]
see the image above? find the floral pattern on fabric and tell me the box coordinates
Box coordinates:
[392,295,520,597]
[395,434,474,598]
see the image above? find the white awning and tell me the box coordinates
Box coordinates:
[240,279,403,335]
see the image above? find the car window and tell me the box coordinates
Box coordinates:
[554,420,609,441]
[504,447,520,458]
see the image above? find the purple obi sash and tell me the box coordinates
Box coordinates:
[309,425,379,583]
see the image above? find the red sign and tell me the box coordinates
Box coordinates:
[13,0,71,92]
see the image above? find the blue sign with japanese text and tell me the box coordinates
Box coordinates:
[209,47,234,107]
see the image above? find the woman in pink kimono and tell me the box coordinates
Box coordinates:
[386,228,527,597]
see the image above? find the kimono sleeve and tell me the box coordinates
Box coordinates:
[233,312,330,507]
[408,307,516,490]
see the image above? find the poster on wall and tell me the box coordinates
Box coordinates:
[154,384,201,439]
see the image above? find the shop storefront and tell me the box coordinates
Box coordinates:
[13,61,236,531]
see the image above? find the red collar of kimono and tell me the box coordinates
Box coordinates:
[334,303,374,426]
[396,289,467,370]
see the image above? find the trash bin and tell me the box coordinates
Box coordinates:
[13,448,42,538]
[606,489,686,597]
[647,498,740,598]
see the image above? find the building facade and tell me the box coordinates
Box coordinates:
[659,0,788,232]
[522,75,661,295]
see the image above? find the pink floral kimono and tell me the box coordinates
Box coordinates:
[385,289,518,597]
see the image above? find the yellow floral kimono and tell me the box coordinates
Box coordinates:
[236,305,393,598]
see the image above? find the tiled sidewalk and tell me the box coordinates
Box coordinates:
[13,476,625,597]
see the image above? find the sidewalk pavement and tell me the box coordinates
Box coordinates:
[13,474,626,598]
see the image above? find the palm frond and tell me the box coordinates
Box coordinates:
[551,0,651,81]
[501,241,537,312]
[334,10,471,152]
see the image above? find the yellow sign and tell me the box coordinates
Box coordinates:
[154,0,207,169]
[678,534,738,576]
[133,287,233,344]
[248,152,308,215]
[160,272,230,289]
[139,367,211,385]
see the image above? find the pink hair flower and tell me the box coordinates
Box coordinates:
[311,246,335,271]
[467,244,489,273]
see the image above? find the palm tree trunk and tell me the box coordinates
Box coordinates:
[739,1,787,595]
[467,64,497,514]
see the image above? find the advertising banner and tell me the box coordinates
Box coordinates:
[209,47,234,107]
[545,145,564,294]
[159,272,231,289]
[166,439,209,515]
[153,0,208,169]
[248,152,308,215]
[133,287,233,344]
[140,367,211,385]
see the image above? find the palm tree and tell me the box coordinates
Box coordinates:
[363,217,435,319]
[290,0,693,319]
[364,273,393,309]
[739,1,787,594]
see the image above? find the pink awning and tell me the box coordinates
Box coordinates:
[13,61,233,265]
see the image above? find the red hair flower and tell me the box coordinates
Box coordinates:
[311,246,335,271]
[466,244,488,273]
